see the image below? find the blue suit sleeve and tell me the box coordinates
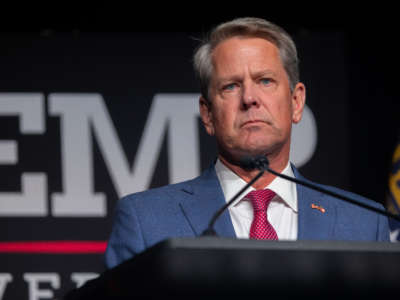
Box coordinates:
[105,196,146,269]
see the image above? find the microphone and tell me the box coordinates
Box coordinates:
[201,156,268,236]
[248,156,400,223]
[202,155,400,236]
[240,155,269,170]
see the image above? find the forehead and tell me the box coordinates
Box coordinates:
[211,37,283,77]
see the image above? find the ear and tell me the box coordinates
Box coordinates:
[199,96,215,136]
[291,82,306,124]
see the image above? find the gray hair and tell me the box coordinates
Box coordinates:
[193,17,299,101]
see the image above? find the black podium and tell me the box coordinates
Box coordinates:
[65,237,400,299]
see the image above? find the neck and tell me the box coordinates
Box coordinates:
[219,154,288,190]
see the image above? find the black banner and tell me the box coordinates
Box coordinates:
[1,26,398,299]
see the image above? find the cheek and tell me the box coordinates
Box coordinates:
[213,105,235,130]
[276,96,293,120]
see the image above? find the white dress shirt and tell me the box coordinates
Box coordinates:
[215,159,298,240]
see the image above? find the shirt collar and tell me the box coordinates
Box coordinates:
[215,158,298,212]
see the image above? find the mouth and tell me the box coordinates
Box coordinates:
[241,120,267,127]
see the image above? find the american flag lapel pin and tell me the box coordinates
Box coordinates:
[311,203,326,213]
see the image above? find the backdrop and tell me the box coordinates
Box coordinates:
[0,9,399,299]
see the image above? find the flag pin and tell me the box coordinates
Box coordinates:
[311,203,326,213]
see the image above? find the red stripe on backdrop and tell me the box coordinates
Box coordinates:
[0,241,107,254]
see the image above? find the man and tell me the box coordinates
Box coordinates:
[105,17,389,269]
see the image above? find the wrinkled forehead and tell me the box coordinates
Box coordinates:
[210,37,284,80]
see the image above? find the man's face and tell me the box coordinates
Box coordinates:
[200,37,305,164]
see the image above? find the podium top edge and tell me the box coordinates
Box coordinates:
[159,237,400,253]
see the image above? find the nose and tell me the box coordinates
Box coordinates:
[241,82,260,110]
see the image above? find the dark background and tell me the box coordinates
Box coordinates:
[4,2,394,200]
[0,3,399,299]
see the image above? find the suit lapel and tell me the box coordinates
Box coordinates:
[178,164,337,240]
[293,167,336,240]
[178,166,236,238]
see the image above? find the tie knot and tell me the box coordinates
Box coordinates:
[246,189,276,211]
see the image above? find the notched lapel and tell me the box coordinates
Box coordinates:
[178,167,236,238]
[297,183,336,240]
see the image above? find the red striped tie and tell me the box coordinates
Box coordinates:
[246,189,278,240]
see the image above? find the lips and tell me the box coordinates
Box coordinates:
[241,120,267,127]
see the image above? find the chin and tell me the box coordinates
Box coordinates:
[243,140,271,152]
[234,145,269,158]
[238,138,285,158]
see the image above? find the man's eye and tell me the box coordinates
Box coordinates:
[223,83,236,91]
[260,78,271,85]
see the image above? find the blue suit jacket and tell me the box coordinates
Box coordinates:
[105,165,390,268]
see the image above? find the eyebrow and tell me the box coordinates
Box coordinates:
[251,70,278,78]
[216,70,278,84]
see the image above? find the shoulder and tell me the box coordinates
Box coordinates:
[291,164,383,210]
[319,184,383,209]
[116,165,216,210]
[117,179,192,211]
[292,164,389,241]
[318,184,389,241]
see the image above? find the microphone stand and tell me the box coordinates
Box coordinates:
[202,155,400,236]
[266,166,400,223]
[252,154,400,222]
[202,169,265,236]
